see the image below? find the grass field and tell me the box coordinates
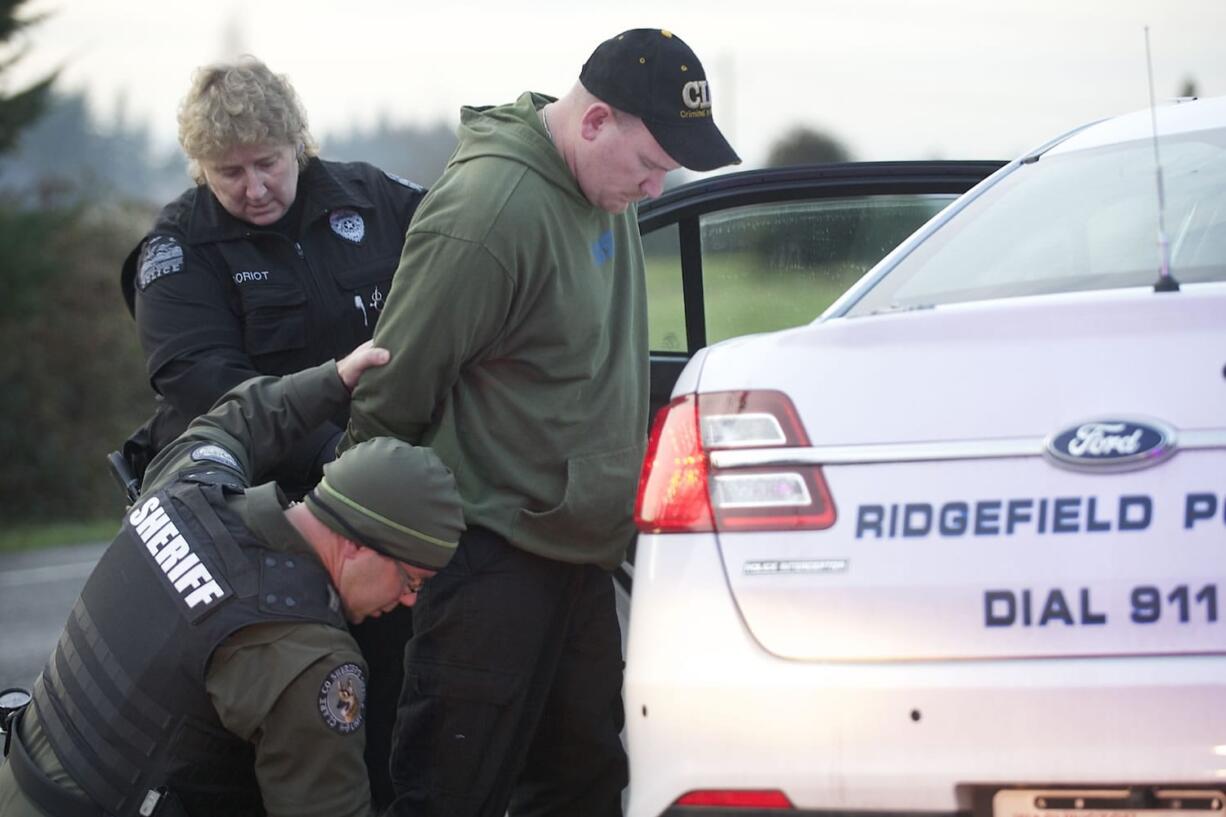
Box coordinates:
[644,250,868,351]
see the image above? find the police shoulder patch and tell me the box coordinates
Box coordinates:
[137,236,186,290]
[383,170,425,192]
[190,444,241,471]
[318,662,366,735]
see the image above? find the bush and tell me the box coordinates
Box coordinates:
[0,198,156,522]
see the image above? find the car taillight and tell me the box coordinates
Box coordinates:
[673,788,795,809]
[636,390,836,533]
[636,394,714,531]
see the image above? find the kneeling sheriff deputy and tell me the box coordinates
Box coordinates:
[0,341,465,817]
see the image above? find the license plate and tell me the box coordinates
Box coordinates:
[994,789,1226,817]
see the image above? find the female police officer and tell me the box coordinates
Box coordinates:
[117,56,428,807]
[120,55,426,498]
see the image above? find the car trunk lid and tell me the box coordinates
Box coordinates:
[700,284,1226,662]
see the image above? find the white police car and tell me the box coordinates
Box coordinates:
[624,96,1226,817]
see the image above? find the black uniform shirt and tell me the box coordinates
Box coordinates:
[122,158,424,490]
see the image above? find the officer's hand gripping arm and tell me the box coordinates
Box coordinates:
[141,345,389,495]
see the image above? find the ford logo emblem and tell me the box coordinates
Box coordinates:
[1045,418,1177,472]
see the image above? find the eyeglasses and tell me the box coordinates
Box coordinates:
[396,562,425,595]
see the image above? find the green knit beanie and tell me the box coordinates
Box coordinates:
[304,438,464,569]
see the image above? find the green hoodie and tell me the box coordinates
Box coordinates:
[343,92,648,569]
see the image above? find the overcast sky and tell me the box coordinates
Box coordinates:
[8,0,1225,171]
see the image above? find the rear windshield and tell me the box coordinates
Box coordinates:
[847,127,1226,315]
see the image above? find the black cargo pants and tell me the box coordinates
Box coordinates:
[387,526,627,817]
[350,603,413,809]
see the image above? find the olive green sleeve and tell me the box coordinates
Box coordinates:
[342,230,514,452]
[206,623,374,817]
[143,361,350,495]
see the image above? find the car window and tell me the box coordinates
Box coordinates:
[848,130,1226,316]
[643,223,686,353]
[696,195,955,343]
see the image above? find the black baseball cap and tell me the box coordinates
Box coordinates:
[580,29,740,172]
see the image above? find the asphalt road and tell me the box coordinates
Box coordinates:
[0,541,108,690]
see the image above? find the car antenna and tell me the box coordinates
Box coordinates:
[1145,26,1179,293]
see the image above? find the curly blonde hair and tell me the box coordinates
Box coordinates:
[177,56,319,184]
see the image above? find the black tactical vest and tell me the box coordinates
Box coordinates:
[32,478,346,817]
